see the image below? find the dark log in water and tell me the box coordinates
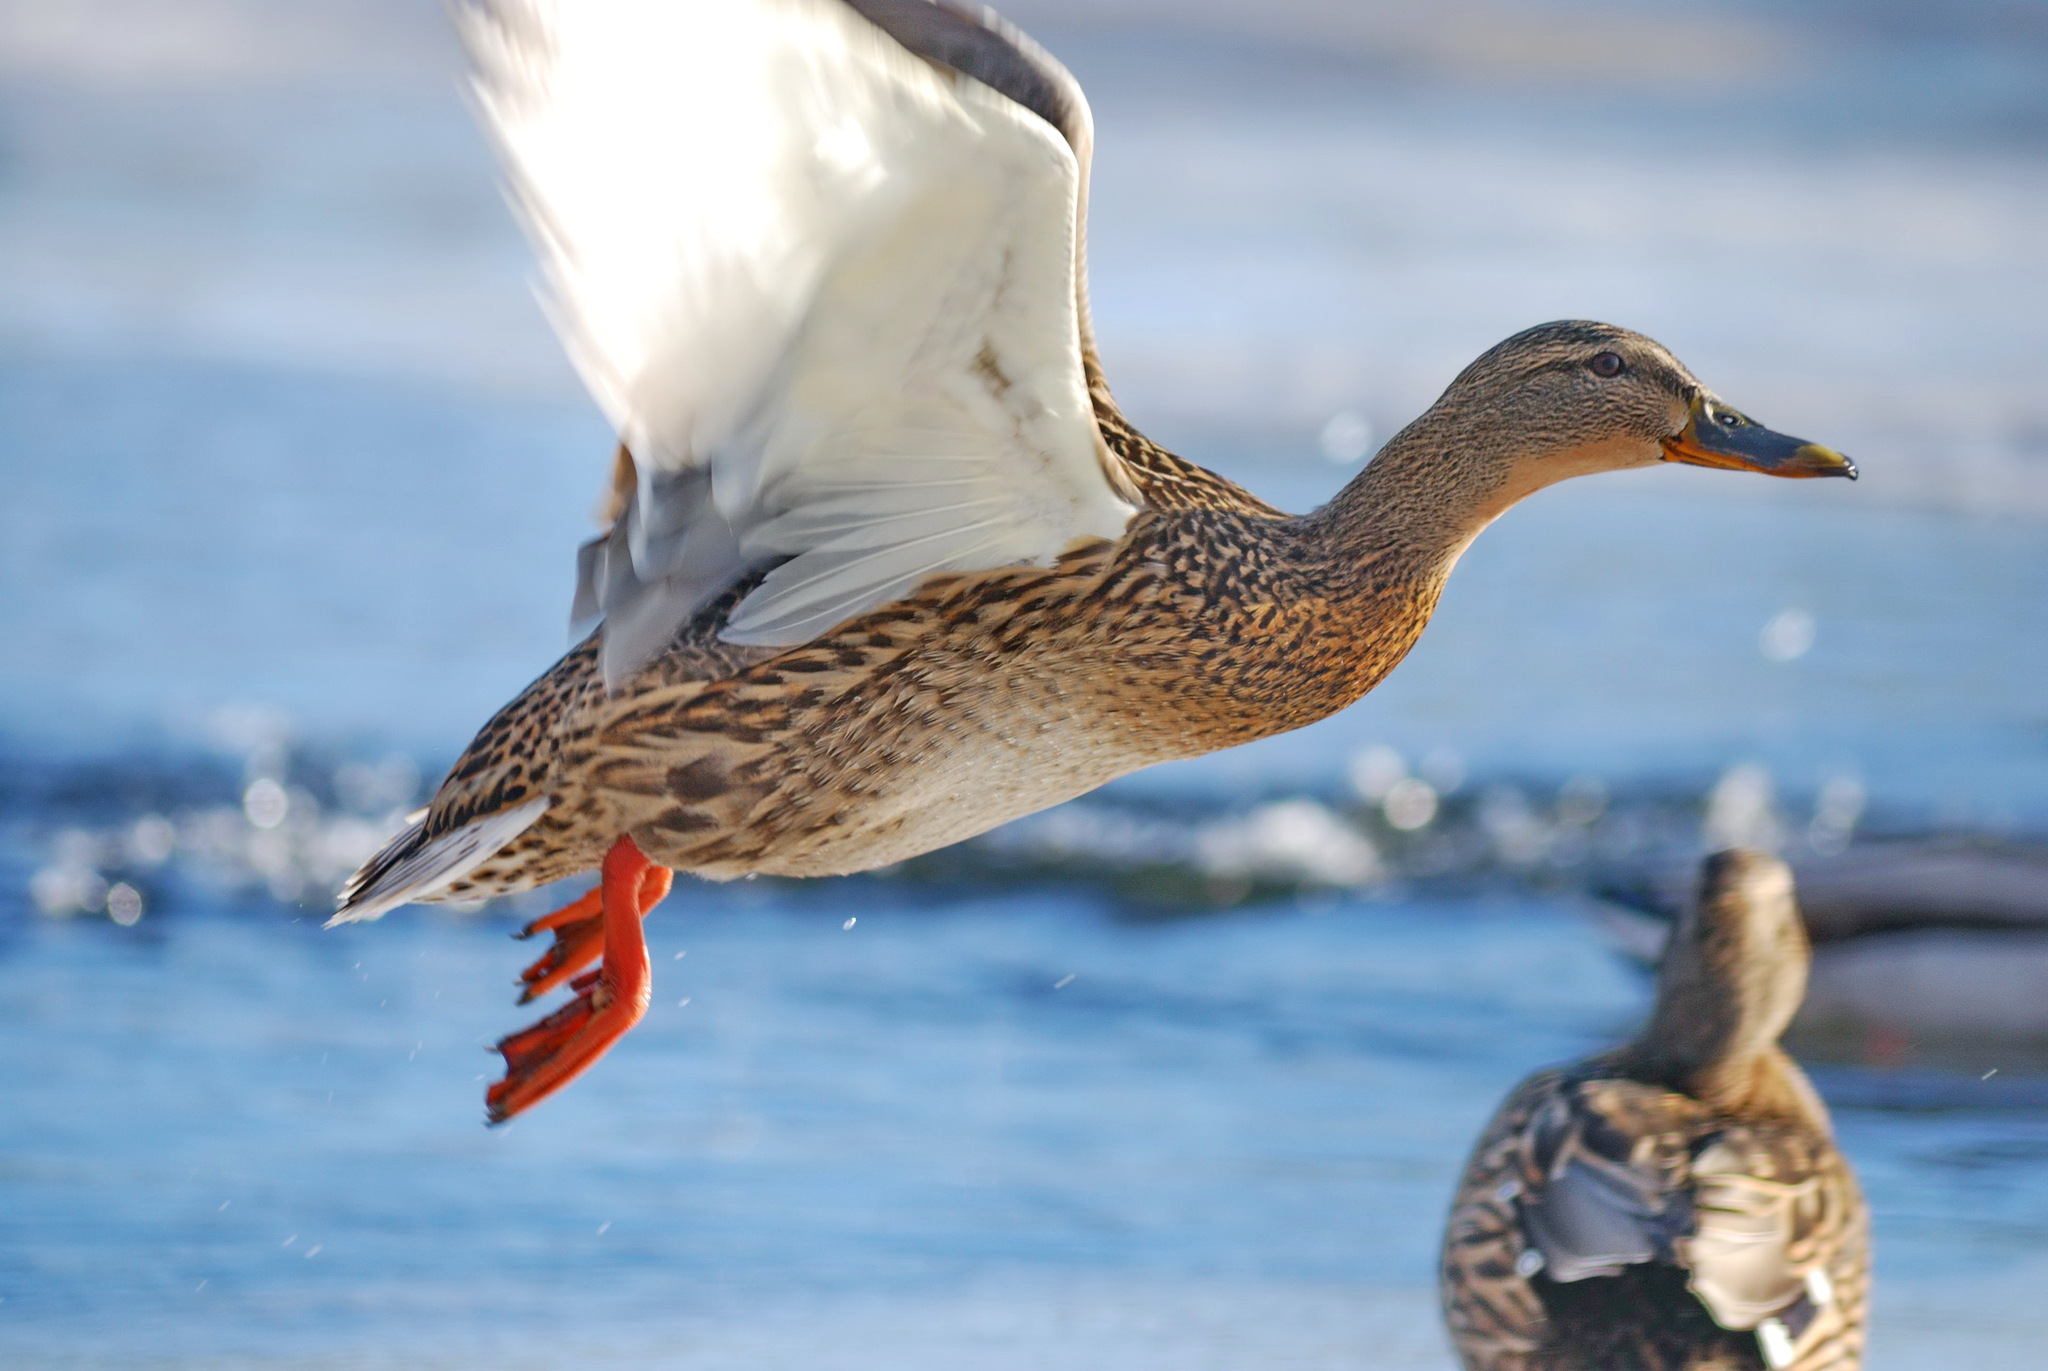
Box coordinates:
[1594,842,2048,945]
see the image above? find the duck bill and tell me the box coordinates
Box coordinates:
[1662,396,1857,480]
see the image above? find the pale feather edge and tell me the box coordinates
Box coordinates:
[328,797,554,926]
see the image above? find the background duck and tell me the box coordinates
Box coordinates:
[1442,849,1869,1371]
[334,0,1854,1122]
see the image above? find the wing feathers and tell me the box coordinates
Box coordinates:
[843,0,1091,153]
[464,0,1132,679]
[724,521,1010,643]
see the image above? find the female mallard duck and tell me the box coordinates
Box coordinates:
[335,0,1855,1122]
[1440,850,1869,1371]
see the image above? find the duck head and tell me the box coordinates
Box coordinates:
[1394,320,1855,523]
[1322,320,1856,562]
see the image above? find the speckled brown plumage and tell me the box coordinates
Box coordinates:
[395,397,1430,900]
[350,322,1764,907]
[1084,360,1285,517]
[1441,852,1869,1371]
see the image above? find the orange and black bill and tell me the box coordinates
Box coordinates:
[1662,395,1857,480]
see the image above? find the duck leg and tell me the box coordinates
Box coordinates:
[511,857,671,1003]
[485,835,672,1124]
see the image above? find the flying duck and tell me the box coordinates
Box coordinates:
[334,0,1856,1122]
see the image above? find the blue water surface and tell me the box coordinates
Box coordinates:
[4,885,2045,1369]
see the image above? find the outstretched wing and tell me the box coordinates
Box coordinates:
[463,0,1135,682]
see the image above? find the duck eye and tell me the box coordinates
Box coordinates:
[1588,351,1625,378]
[1716,410,1744,427]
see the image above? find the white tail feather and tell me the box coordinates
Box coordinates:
[329,798,552,926]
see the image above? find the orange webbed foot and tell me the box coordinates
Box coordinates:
[485,836,672,1124]
[511,859,669,1003]
[512,887,602,1003]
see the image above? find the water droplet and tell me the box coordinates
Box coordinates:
[1348,745,1405,802]
[29,864,107,916]
[1419,749,1465,795]
[1318,409,1375,464]
[1557,775,1608,826]
[1382,778,1438,831]
[242,777,289,830]
[1759,608,1815,662]
[1704,763,1780,851]
[107,883,144,926]
[128,815,176,866]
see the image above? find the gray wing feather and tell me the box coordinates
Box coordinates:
[1523,1154,1666,1281]
[1519,1086,1689,1283]
[575,468,750,683]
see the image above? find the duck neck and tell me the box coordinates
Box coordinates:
[1627,988,1763,1104]
[1308,401,1523,596]
[1621,950,1815,1121]
[1622,1034,1817,1123]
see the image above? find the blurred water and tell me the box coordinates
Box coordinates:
[4,886,2046,1369]
[3,1,2046,1366]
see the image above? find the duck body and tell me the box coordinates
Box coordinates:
[406,435,1445,895]
[1446,1060,1867,1371]
[1442,852,1869,1371]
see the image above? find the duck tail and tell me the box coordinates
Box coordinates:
[330,798,551,927]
